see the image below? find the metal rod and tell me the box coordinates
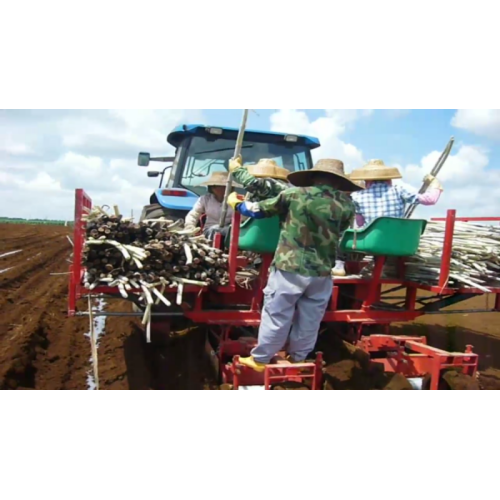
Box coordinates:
[439,209,456,290]
[219,109,249,227]
[415,309,500,315]
[431,216,500,222]
[88,296,99,390]
[75,312,185,317]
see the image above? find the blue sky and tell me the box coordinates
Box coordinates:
[203,109,499,167]
[0,109,499,220]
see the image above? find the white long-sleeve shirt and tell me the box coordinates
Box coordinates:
[185,193,234,230]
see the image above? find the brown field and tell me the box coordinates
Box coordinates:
[1,223,499,390]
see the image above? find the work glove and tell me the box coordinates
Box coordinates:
[227,192,244,210]
[229,155,243,173]
[423,174,443,191]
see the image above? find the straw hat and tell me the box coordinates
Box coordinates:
[199,171,242,188]
[348,177,366,189]
[288,159,363,191]
[247,158,290,181]
[349,159,402,181]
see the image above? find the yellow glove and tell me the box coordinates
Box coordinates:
[423,174,443,191]
[229,155,243,173]
[227,192,244,210]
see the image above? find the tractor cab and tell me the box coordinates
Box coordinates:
[138,124,320,222]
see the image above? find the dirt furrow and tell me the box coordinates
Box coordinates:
[0,224,88,390]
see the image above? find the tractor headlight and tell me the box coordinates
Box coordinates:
[207,127,223,135]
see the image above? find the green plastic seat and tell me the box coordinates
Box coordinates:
[340,217,427,257]
[225,216,281,253]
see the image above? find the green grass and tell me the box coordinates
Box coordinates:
[0,217,72,226]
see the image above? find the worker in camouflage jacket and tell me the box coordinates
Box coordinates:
[229,156,291,201]
[227,159,361,372]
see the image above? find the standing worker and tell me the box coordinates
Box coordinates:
[349,159,443,227]
[229,156,291,200]
[227,159,361,371]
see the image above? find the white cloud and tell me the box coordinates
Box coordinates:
[270,109,500,218]
[396,144,499,218]
[451,110,500,140]
[1,109,498,224]
[0,109,204,220]
[269,109,367,170]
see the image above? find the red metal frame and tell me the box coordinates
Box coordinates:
[68,189,499,389]
[229,353,324,390]
[431,216,500,222]
[358,335,478,390]
[68,189,92,316]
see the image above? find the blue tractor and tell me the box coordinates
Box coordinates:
[137,124,321,222]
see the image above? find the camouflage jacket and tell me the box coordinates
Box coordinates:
[232,166,290,201]
[252,185,356,277]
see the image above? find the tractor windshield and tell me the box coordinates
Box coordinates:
[177,136,312,196]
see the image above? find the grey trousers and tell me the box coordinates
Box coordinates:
[251,268,333,363]
[203,225,230,241]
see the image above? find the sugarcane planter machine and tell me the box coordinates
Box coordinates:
[68,181,500,389]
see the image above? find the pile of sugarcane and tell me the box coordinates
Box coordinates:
[82,206,231,292]
[359,221,500,291]
[80,205,263,341]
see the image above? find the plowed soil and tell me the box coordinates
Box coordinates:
[1,223,500,390]
[0,224,89,389]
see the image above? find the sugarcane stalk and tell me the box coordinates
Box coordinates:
[405,137,454,219]
[219,109,249,227]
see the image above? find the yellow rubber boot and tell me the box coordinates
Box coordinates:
[238,356,267,373]
[332,260,347,277]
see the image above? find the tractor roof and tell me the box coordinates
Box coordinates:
[167,124,321,149]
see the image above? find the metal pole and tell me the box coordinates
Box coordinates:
[88,295,100,390]
[405,136,454,219]
[219,109,249,227]
[75,311,185,317]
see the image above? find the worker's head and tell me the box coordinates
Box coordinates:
[349,159,402,182]
[198,171,242,203]
[247,159,290,182]
[287,159,363,192]
[311,173,343,189]
[209,186,225,202]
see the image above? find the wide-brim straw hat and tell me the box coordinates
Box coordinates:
[199,171,242,188]
[247,158,290,181]
[349,159,402,181]
[349,177,366,189]
[288,159,364,191]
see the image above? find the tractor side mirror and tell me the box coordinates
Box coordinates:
[138,152,150,167]
[147,171,160,178]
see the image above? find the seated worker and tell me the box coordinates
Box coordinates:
[332,174,366,277]
[349,159,443,227]
[184,171,241,240]
[229,156,291,200]
[226,159,361,371]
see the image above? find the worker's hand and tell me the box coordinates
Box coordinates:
[229,155,243,173]
[227,192,244,210]
[423,174,443,191]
